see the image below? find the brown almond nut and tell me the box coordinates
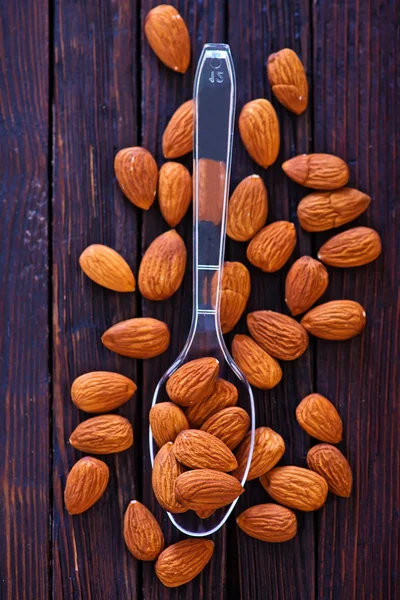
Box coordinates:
[296,393,343,443]
[175,469,244,510]
[227,175,268,241]
[301,300,366,340]
[114,147,158,210]
[149,402,189,448]
[232,427,285,481]
[267,48,308,115]
[318,227,382,267]
[197,158,227,226]
[239,99,280,168]
[195,508,216,519]
[166,357,219,407]
[138,230,187,300]
[71,371,137,413]
[247,310,309,361]
[307,444,353,497]
[158,162,192,227]
[174,429,237,472]
[144,5,190,74]
[102,317,170,359]
[211,262,251,333]
[260,466,328,511]
[282,153,349,189]
[64,456,109,515]
[69,415,133,454]
[152,442,188,513]
[79,245,135,292]
[237,503,297,543]
[232,334,282,390]
[123,500,164,561]
[185,378,238,428]
[285,256,329,316]
[155,539,214,588]
[297,187,371,232]
[162,99,194,159]
[200,407,250,450]
[246,221,297,272]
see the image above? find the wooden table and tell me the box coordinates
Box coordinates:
[1,1,398,598]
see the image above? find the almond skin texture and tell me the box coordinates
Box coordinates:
[138,230,187,300]
[267,48,308,115]
[79,245,135,292]
[149,402,189,448]
[301,300,366,340]
[211,262,251,333]
[175,469,244,510]
[102,317,170,359]
[144,5,190,74]
[232,427,285,481]
[158,162,192,227]
[307,444,353,497]
[318,227,382,267]
[185,378,238,428]
[152,442,187,513]
[247,310,309,361]
[71,371,137,413]
[114,147,158,210]
[247,221,296,272]
[296,393,343,443]
[239,99,280,168]
[155,540,214,588]
[69,415,133,454]
[260,466,328,511]
[227,175,268,241]
[174,429,237,472]
[123,500,164,561]
[166,357,219,407]
[200,407,250,450]
[297,187,371,232]
[162,99,194,158]
[232,334,282,390]
[237,504,297,543]
[285,256,329,316]
[64,457,109,515]
[282,153,349,189]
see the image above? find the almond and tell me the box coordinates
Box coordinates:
[64,456,109,515]
[232,427,285,481]
[226,175,268,241]
[296,393,342,443]
[149,402,189,448]
[282,153,349,189]
[69,415,133,454]
[318,227,382,267]
[155,539,214,588]
[267,48,308,115]
[102,317,170,358]
[307,444,353,497]
[247,310,309,361]
[138,230,187,300]
[174,429,237,472]
[297,187,371,232]
[285,256,329,316]
[301,300,366,340]
[162,99,194,159]
[260,466,328,511]
[185,378,238,428]
[237,504,297,542]
[175,469,244,510]
[232,334,282,390]
[123,500,164,561]
[166,357,219,407]
[197,158,226,225]
[144,5,190,74]
[79,245,135,292]
[246,221,296,272]
[200,407,250,450]
[239,99,280,168]
[114,147,158,210]
[195,508,215,519]
[211,262,251,333]
[152,442,187,513]
[71,371,136,413]
[158,162,192,227]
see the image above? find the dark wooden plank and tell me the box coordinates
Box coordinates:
[52,1,140,598]
[0,2,50,599]
[312,1,400,599]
